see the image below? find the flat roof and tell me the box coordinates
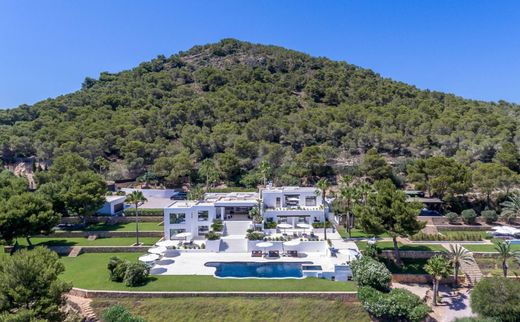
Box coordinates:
[204,192,258,203]
[407,197,443,204]
[261,186,317,193]
[139,197,176,209]
[105,195,126,202]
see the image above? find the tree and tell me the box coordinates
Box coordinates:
[60,171,106,219]
[0,192,60,246]
[315,178,330,240]
[355,179,424,266]
[359,149,392,181]
[500,192,520,224]
[94,156,111,178]
[493,240,518,277]
[292,146,332,184]
[336,176,363,237]
[471,277,520,322]
[125,191,148,245]
[188,185,205,201]
[494,142,520,172]
[198,158,219,191]
[444,244,474,288]
[472,162,517,205]
[407,156,472,199]
[259,159,271,186]
[424,255,452,306]
[215,150,241,182]
[0,247,71,321]
[351,256,391,292]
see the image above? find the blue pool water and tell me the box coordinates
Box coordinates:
[205,261,312,278]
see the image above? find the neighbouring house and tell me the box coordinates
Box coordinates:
[260,185,328,226]
[163,192,258,239]
[97,195,126,216]
[405,190,443,216]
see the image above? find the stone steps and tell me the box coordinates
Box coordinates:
[68,246,82,257]
[66,294,99,322]
[459,247,483,286]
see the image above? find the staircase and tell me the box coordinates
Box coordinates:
[68,246,82,257]
[66,294,99,322]
[219,238,248,253]
[223,221,252,237]
[459,248,483,286]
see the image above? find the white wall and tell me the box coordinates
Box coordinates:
[247,240,327,253]
[164,205,217,239]
[122,188,178,199]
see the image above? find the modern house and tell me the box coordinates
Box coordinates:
[97,195,126,216]
[163,192,258,239]
[260,185,328,226]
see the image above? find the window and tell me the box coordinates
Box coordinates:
[298,216,308,224]
[169,213,186,224]
[275,197,281,208]
[198,226,209,235]
[198,210,209,221]
[305,197,316,206]
[169,228,185,238]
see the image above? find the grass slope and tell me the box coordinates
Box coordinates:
[355,241,445,252]
[463,244,520,252]
[60,253,356,292]
[17,237,160,247]
[60,222,163,232]
[91,298,370,322]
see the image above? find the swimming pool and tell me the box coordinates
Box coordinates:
[205,261,312,278]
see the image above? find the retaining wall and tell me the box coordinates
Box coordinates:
[39,231,163,238]
[69,288,358,301]
[247,240,327,253]
[48,246,152,255]
[392,274,464,284]
[60,216,163,224]
[379,250,438,259]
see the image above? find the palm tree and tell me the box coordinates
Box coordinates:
[444,244,474,287]
[500,192,520,224]
[259,160,271,187]
[315,178,330,240]
[494,240,515,277]
[199,159,219,192]
[424,255,453,306]
[338,176,359,238]
[125,191,148,245]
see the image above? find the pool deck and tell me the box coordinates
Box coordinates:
[150,239,359,276]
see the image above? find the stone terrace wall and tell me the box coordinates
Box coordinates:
[69,288,358,301]
[379,250,438,259]
[60,216,163,224]
[48,246,152,255]
[392,274,464,284]
[38,231,163,238]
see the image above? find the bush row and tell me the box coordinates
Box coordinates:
[410,231,485,241]
[123,208,164,216]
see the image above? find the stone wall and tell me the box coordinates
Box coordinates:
[60,216,163,224]
[392,274,464,284]
[379,250,438,259]
[69,288,358,301]
[48,246,152,255]
[38,231,163,238]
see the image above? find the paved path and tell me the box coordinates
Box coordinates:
[66,294,99,322]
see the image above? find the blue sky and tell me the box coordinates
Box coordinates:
[1,1,519,108]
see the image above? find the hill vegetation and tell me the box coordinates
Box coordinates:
[0,39,519,188]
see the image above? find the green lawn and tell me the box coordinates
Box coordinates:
[17,237,160,247]
[438,230,491,239]
[475,257,520,277]
[463,243,520,252]
[382,258,429,274]
[60,253,356,292]
[91,297,371,322]
[355,241,445,252]
[338,227,390,239]
[57,222,163,232]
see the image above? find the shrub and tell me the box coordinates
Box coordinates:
[351,256,391,292]
[481,210,498,224]
[446,212,460,224]
[410,231,482,241]
[123,262,150,287]
[470,277,520,322]
[312,222,333,228]
[461,209,477,225]
[263,221,277,229]
[364,243,380,260]
[246,231,265,241]
[107,256,127,282]
[358,286,431,322]
[211,219,223,232]
[123,208,164,216]
[103,305,145,322]
[205,231,221,240]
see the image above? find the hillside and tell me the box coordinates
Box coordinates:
[0,39,519,186]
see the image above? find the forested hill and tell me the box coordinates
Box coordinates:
[1,39,519,186]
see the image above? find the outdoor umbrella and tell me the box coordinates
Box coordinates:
[296,223,312,234]
[175,232,193,241]
[256,241,274,256]
[156,240,178,248]
[148,246,167,254]
[278,223,292,234]
[282,239,301,254]
[139,254,160,263]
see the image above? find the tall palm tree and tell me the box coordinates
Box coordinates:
[444,244,474,287]
[500,192,520,224]
[199,159,218,192]
[125,191,148,245]
[494,240,515,277]
[315,178,330,240]
[338,176,359,238]
[259,160,271,187]
[424,255,453,306]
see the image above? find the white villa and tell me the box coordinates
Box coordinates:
[163,186,329,239]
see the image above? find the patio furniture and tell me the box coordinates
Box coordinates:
[148,246,167,255]
[175,232,193,242]
[287,250,298,257]
[156,240,177,248]
[297,223,312,234]
[268,250,280,258]
[256,241,274,256]
[251,250,263,257]
[278,223,292,234]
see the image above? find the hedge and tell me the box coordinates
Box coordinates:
[123,208,164,216]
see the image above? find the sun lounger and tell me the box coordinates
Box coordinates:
[252,250,263,257]
[268,250,280,258]
[287,250,298,257]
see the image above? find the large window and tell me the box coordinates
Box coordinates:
[275,197,281,208]
[198,226,209,235]
[305,196,317,206]
[169,213,186,224]
[198,210,209,221]
[169,228,185,238]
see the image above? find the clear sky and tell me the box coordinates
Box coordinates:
[1,1,519,108]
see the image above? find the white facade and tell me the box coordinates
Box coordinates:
[97,195,126,216]
[260,186,327,226]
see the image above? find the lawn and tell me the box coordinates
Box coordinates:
[463,243,520,252]
[355,241,445,252]
[57,222,163,232]
[475,257,520,277]
[438,230,491,240]
[60,253,356,292]
[91,297,371,322]
[17,236,160,247]
[382,258,429,274]
[338,227,390,239]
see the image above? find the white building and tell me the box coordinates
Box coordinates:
[163,192,258,240]
[97,195,126,216]
[260,186,327,226]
